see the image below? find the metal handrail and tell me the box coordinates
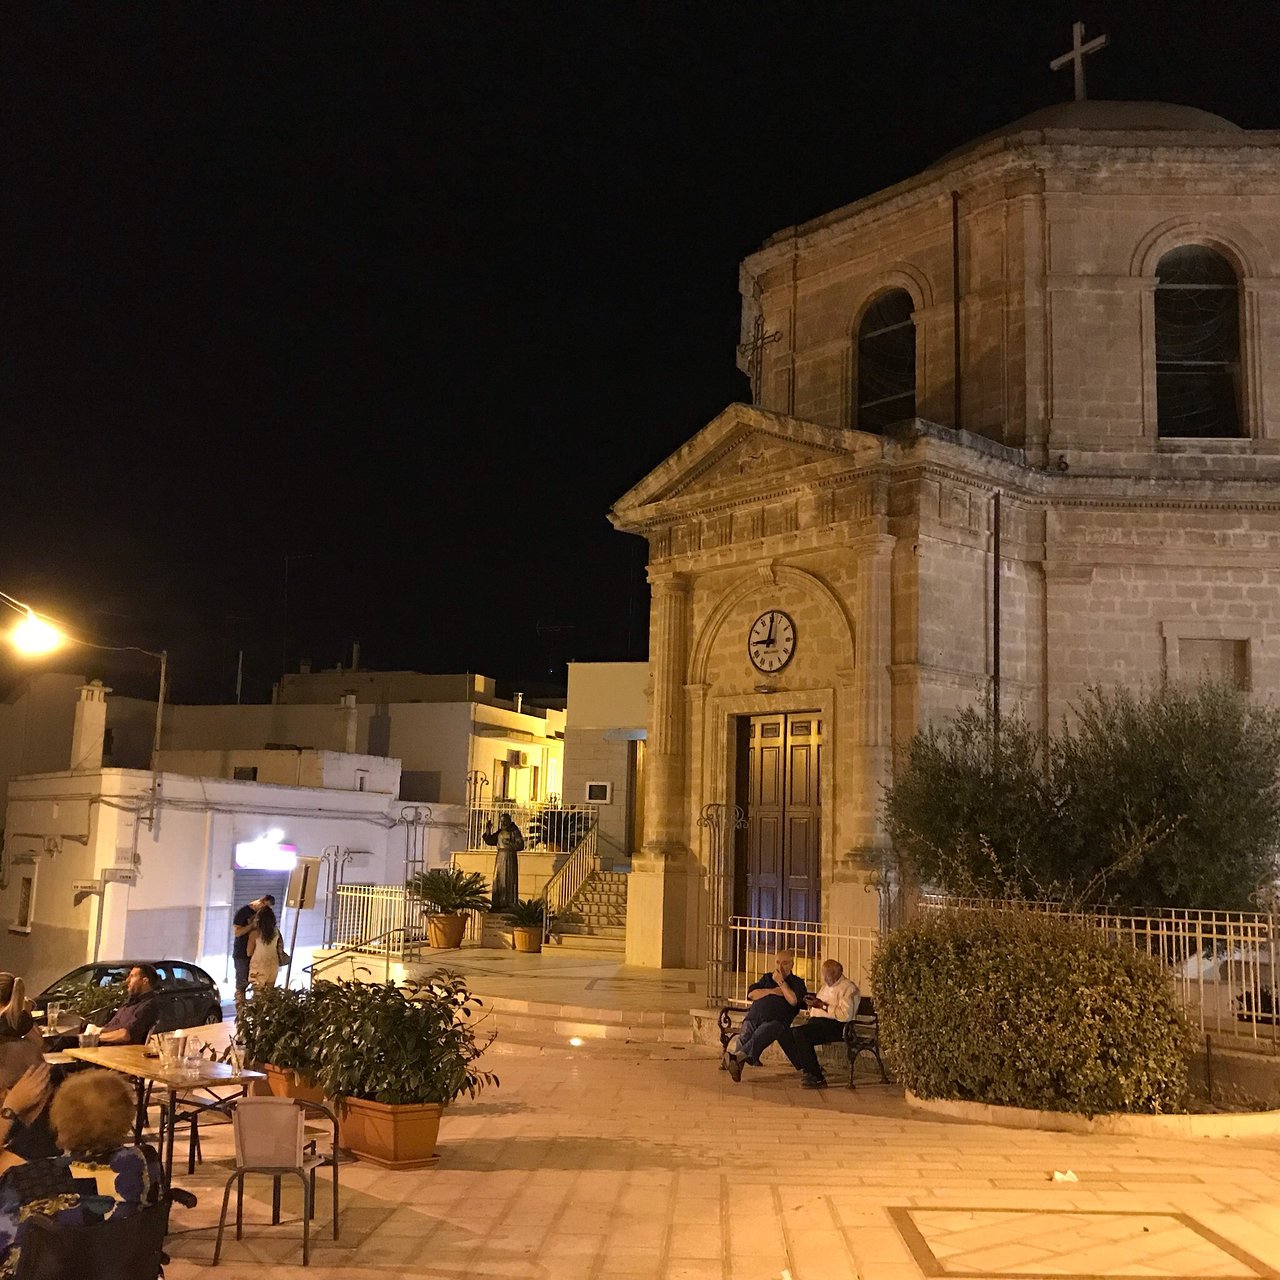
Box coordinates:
[541,819,599,943]
[304,928,406,985]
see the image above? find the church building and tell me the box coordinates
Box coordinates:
[610,98,1280,967]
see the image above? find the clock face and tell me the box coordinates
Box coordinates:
[748,610,796,674]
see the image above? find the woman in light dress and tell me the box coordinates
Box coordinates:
[246,904,281,995]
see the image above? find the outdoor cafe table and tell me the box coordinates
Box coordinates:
[64,1045,266,1185]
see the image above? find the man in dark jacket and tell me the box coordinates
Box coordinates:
[99,966,162,1045]
[726,950,808,1082]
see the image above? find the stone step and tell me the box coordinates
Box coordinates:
[549,932,627,956]
[470,1002,694,1046]
[555,923,626,939]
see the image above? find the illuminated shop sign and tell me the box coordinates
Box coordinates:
[234,829,299,871]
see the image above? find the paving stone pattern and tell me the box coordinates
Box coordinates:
[164,1034,1280,1280]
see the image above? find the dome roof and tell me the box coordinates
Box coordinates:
[934,100,1243,166]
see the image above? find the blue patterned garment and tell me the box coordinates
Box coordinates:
[0,1144,163,1275]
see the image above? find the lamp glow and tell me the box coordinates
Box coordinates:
[234,829,299,871]
[10,610,65,657]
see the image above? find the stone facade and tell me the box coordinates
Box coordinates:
[611,101,1280,968]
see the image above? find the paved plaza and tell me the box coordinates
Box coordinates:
[162,1027,1280,1280]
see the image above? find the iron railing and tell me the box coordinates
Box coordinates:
[921,896,1280,1050]
[330,884,420,951]
[708,916,881,1008]
[305,927,406,985]
[541,829,598,943]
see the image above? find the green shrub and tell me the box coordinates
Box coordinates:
[871,909,1196,1115]
[503,898,546,927]
[310,972,496,1105]
[236,984,330,1077]
[408,868,492,915]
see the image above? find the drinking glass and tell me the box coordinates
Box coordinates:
[46,1002,62,1033]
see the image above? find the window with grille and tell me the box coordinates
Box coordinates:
[857,289,916,432]
[1155,246,1243,438]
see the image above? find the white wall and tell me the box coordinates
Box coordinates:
[0,768,407,992]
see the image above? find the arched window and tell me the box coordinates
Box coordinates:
[1155,246,1243,438]
[856,289,916,432]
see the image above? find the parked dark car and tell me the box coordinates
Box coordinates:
[35,960,224,1032]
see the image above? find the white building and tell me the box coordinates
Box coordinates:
[163,668,566,809]
[0,682,411,991]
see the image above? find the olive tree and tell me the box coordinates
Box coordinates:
[884,681,1280,912]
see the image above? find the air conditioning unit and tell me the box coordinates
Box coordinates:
[508,750,530,768]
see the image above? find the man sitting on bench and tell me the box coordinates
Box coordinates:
[725,950,807,1083]
[778,959,859,1090]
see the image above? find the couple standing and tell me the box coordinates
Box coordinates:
[233,895,285,1005]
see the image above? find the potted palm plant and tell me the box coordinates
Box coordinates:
[312,973,496,1169]
[409,868,491,949]
[235,986,326,1103]
[504,898,546,953]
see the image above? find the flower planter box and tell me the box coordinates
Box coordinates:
[511,926,543,954]
[339,1098,443,1169]
[427,913,467,949]
[263,1063,326,1105]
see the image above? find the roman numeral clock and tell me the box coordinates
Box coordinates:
[747,609,796,674]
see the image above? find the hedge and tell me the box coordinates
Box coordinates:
[871,909,1196,1115]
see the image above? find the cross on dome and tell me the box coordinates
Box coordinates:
[1049,21,1109,102]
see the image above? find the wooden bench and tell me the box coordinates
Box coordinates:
[717,996,890,1089]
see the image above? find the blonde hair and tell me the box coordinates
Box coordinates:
[50,1070,136,1155]
[0,974,26,1032]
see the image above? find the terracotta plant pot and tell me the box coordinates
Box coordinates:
[427,913,467,949]
[511,925,543,953]
[263,1064,326,1104]
[339,1098,443,1170]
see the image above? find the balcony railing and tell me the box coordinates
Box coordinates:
[464,800,598,853]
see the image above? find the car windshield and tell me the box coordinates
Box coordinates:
[45,966,130,996]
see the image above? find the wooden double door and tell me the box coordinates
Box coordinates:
[733,712,822,924]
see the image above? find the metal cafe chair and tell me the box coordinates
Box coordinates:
[212,1096,339,1266]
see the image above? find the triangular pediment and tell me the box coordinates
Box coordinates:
[611,403,881,526]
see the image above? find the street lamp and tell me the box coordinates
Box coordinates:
[0,590,169,776]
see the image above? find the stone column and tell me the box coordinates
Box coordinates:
[831,536,895,932]
[627,570,695,968]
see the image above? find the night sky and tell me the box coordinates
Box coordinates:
[3,3,1275,703]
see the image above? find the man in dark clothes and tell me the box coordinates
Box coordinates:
[726,950,808,1083]
[99,966,162,1045]
[232,895,274,1008]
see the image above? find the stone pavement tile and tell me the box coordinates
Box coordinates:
[599,1245,668,1275]
[665,1263,726,1280]
[786,1229,858,1272]
[673,1199,723,1225]
[728,1247,791,1278]
[669,1222,723,1259]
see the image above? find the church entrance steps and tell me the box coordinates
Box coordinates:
[557,869,628,933]
[467,993,697,1046]
[548,927,626,957]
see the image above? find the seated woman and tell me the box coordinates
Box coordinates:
[0,1070,163,1276]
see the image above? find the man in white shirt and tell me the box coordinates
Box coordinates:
[777,959,860,1090]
